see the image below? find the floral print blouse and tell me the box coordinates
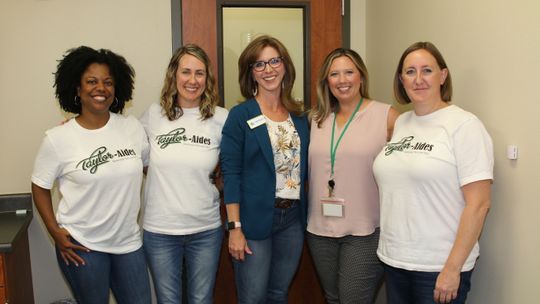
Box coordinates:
[264,115,301,200]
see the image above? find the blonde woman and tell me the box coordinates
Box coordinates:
[307,48,398,304]
[141,44,227,304]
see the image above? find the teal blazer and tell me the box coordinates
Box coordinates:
[220,98,309,240]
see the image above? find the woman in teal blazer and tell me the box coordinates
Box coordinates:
[220,35,309,304]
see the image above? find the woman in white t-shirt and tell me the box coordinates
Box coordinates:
[373,42,493,304]
[31,46,151,304]
[141,44,227,304]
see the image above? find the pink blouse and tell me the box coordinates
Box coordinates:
[307,101,390,237]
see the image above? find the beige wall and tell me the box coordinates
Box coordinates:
[350,0,367,63]
[0,0,171,302]
[352,0,539,302]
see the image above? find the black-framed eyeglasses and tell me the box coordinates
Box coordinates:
[250,57,283,72]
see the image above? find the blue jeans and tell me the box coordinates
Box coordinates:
[384,264,472,304]
[56,239,151,304]
[233,203,304,304]
[143,227,223,304]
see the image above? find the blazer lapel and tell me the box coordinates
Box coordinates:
[290,113,308,184]
[246,100,274,170]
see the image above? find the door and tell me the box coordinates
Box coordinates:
[181,1,343,302]
[181,0,343,108]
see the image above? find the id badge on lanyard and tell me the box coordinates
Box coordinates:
[320,196,345,217]
[322,98,363,218]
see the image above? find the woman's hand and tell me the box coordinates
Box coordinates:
[224,203,250,260]
[434,268,460,303]
[32,183,90,266]
[228,229,252,261]
[210,165,224,193]
[51,227,89,266]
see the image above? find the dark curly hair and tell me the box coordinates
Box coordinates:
[54,46,135,114]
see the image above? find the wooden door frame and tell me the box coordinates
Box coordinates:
[171,0,182,52]
[170,0,350,108]
[171,0,350,48]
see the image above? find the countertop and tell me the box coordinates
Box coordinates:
[0,193,33,252]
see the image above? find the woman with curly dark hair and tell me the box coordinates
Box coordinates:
[140,44,228,304]
[31,46,151,304]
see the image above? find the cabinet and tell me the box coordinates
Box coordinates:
[0,193,34,304]
[0,255,5,303]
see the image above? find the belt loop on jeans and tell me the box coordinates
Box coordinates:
[274,198,299,209]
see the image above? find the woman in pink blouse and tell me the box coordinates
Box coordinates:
[307,48,399,304]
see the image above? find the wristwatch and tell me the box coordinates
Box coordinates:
[226,221,241,230]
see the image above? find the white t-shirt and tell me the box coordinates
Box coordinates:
[373,105,493,272]
[31,113,149,254]
[140,102,228,235]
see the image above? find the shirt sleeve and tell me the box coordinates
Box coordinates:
[139,122,150,167]
[220,106,245,204]
[453,117,494,186]
[139,105,150,131]
[139,107,151,167]
[31,135,62,189]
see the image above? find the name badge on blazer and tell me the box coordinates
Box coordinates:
[247,115,266,129]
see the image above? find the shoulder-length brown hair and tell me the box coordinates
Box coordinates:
[394,41,453,104]
[311,48,370,127]
[237,35,303,115]
[160,44,219,120]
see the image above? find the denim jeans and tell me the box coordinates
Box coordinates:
[56,239,151,304]
[233,203,304,304]
[384,264,472,304]
[143,227,223,304]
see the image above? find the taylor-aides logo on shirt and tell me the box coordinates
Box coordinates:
[76,146,137,174]
[155,128,211,149]
[383,136,434,156]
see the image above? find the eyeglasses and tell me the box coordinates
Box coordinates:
[250,57,283,72]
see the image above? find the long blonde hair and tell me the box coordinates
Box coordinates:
[311,48,370,127]
[160,44,219,120]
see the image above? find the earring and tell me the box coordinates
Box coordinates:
[252,86,258,96]
[112,97,119,108]
[74,96,80,106]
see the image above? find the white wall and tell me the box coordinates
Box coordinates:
[0,0,172,302]
[352,0,540,302]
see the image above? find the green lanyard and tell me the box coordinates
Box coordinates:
[330,97,363,178]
